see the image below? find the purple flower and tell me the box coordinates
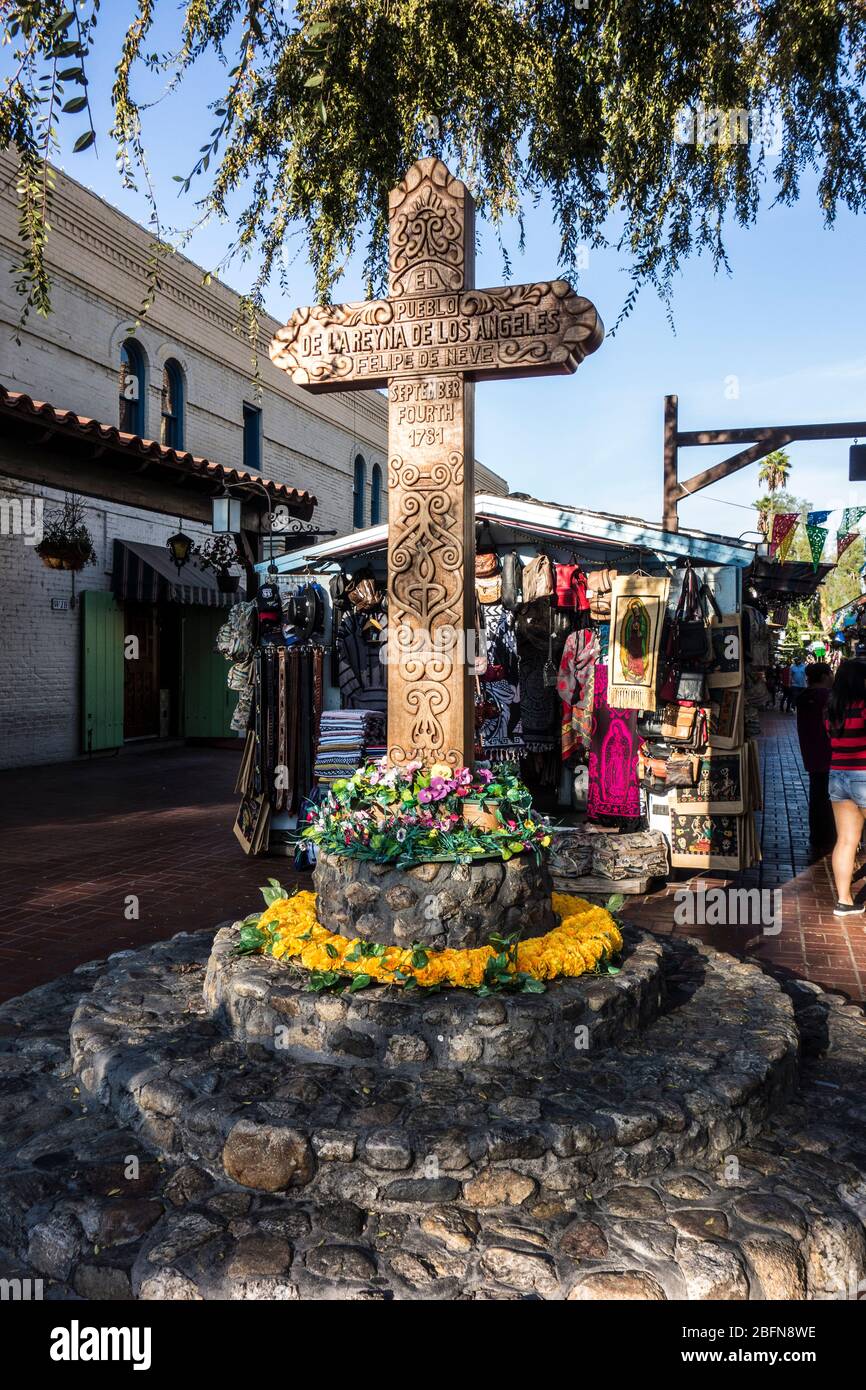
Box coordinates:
[476,767,494,785]
[429,777,450,800]
[417,788,433,804]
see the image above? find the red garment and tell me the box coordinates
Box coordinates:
[796,687,831,773]
[555,563,589,611]
[827,698,866,770]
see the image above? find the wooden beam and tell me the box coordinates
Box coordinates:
[677,420,866,448]
[663,404,866,526]
[662,394,679,531]
[676,431,796,500]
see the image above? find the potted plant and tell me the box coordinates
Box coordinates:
[197,534,242,592]
[35,495,97,571]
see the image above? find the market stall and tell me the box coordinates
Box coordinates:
[223,493,759,891]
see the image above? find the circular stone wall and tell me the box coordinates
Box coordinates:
[313,850,556,949]
[204,922,666,1069]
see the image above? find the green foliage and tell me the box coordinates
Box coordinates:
[3,1,866,335]
[35,493,96,565]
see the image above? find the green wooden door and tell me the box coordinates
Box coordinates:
[81,590,124,752]
[182,606,235,738]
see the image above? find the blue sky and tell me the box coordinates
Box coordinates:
[10,5,866,541]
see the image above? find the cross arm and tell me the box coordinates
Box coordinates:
[269,283,603,392]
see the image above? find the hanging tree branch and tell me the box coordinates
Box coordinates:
[1,0,865,334]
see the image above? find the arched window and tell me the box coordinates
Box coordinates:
[161,359,184,449]
[352,453,366,529]
[370,463,382,526]
[119,339,145,435]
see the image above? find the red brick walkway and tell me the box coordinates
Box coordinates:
[0,745,300,1002]
[1,715,865,1004]
[624,711,866,1004]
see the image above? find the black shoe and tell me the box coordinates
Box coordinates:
[833,901,865,917]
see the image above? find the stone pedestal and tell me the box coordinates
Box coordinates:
[313,850,556,950]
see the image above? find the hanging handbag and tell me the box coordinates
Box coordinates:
[475,521,500,578]
[660,702,697,742]
[676,671,706,703]
[586,567,616,620]
[476,574,502,605]
[346,567,382,612]
[501,552,523,610]
[522,553,555,601]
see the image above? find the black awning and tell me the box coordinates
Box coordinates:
[111,539,236,607]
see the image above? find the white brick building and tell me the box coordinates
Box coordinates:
[0,156,507,768]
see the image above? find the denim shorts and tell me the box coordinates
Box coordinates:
[829,769,866,807]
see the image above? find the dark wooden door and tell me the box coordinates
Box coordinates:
[123,601,160,739]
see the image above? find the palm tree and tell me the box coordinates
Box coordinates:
[756,449,793,537]
[758,450,792,495]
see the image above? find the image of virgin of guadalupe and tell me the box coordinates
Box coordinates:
[619,597,651,685]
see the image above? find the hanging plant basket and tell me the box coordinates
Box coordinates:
[36,541,92,572]
[216,572,241,593]
[35,495,97,573]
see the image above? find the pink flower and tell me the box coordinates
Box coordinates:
[405,759,422,775]
[429,777,450,800]
[455,767,473,786]
[417,788,433,804]
[476,767,494,784]
[507,819,517,830]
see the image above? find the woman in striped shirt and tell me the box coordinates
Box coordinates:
[827,660,866,916]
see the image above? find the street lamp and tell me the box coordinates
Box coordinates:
[167,519,194,574]
[212,496,242,533]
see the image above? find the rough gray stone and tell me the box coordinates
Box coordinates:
[222,1121,315,1192]
[313,850,555,949]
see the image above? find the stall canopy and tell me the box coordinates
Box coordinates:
[258,493,757,577]
[112,539,233,607]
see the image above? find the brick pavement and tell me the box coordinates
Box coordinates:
[1,713,865,1004]
[624,710,866,1004]
[0,745,301,1002]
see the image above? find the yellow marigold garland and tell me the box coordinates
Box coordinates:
[251,890,623,991]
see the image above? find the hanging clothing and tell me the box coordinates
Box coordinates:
[337,610,388,713]
[478,603,524,757]
[557,629,598,762]
[587,663,642,826]
[518,650,559,752]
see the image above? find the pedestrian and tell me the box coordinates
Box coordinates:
[766,665,779,708]
[779,662,793,712]
[796,662,835,853]
[788,653,808,709]
[826,659,866,916]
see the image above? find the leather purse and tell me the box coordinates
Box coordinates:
[476,574,502,605]
[522,553,555,600]
[676,672,706,703]
[501,552,523,610]
[586,567,616,620]
[475,550,500,578]
[660,703,697,742]
[346,569,381,612]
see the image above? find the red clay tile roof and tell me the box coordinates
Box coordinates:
[0,385,316,512]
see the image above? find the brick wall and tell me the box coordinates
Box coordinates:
[0,154,507,768]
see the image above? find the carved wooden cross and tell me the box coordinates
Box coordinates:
[270,158,603,770]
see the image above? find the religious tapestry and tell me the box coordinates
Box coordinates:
[708,613,743,687]
[607,574,670,711]
[587,663,642,825]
